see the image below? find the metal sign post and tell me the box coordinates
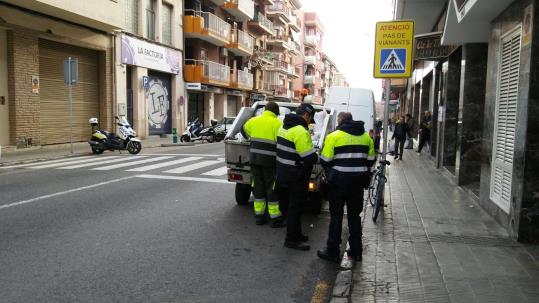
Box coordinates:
[373,20,415,160]
[64,57,78,153]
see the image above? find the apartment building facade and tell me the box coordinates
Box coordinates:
[301,12,324,104]
[394,0,539,242]
[0,0,123,147]
[118,0,185,138]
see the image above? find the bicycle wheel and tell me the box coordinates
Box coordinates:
[367,171,378,207]
[372,177,385,222]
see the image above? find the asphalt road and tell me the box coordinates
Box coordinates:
[0,143,337,303]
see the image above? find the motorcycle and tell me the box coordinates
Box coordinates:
[181,118,218,143]
[88,116,142,155]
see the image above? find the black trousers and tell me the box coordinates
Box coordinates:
[394,138,406,157]
[326,184,364,257]
[251,165,277,203]
[280,173,310,242]
[418,131,430,152]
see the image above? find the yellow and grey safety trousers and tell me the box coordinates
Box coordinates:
[251,165,281,218]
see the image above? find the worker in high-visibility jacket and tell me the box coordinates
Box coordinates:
[276,103,318,251]
[317,112,375,263]
[241,101,285,227]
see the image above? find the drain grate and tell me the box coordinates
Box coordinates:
[427,234,520,247]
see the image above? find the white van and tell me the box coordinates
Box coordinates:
[325,87,376,133]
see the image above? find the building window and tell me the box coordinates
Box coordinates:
[146,0,156,40]
[125,0,139,34]
[162,3,173,45]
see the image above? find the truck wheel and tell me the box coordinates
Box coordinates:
[235,183,251,205]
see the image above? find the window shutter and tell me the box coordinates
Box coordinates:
[490,28,521,213]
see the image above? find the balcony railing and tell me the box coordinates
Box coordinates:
[203,12,230,41]
[228,29,254,56]
[185,59,230,86]
[304,75,315,85]
[290,16,301,32]
[263,83,290,98]
[184,10,231,46]
[266,1,291,23]
[304,55,317,65]
[288,40,301,54]
[235,69,254,90]
[304,35,318,47]
[273,60,289,71]
[222,0,255,21]
[252,12,274,34]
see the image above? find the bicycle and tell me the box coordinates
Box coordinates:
[368,159,390,222]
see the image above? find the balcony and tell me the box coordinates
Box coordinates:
[227,29,254,56]
[248,12,274,36]
[185,59,231,87]
[304,55,317,66]
[288,65,299,78]
[231,69,254,90]
[288,40,301,55]
[263,84,291,99]
[184,11,231,46]
[290,16,301,32]
[304,75,315,85]
[267,32,291,50]
[265,60,289,74]
[304,35,318,48]
[222,0,255,22]
[266,1,291,24]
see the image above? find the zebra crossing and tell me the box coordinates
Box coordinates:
[0,154,229,178]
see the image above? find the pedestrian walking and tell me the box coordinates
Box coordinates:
[417,111,432,154]
[276,103,318,251]
[241,101,285,227]
[405,114,416,149]
[317,112,375,262]
[391,116,409,160]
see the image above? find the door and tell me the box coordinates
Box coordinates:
[147,72,172,135]
[490,27,521,213]
[39,39,99,145]
[126,66,134,127]
[188,92,204,122]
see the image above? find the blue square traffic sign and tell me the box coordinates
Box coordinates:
[380,48,406,74]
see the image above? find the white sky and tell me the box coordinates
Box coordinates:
[301,0,394,101]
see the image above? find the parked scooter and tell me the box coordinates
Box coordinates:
[181,118,218,143]
[88,116,142,154]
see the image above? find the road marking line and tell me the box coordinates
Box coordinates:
[0,176,136,211]
[57,156,148,169]
[140,153,222,157]
[0,156,97,169]
[201,166,228,176]
[91,156,174,170]
[135,174,231,184]
[163,160,221,174]
[29,156,124,169]
[126,156,202,172]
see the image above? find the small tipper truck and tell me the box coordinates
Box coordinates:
[224,101,336,211]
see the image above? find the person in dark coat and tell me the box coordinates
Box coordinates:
[417,111,432,154]
[391,116,409,160]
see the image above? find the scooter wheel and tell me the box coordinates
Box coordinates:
[127,141,142,154]
[180,135,190,142]
[91,147,105,154]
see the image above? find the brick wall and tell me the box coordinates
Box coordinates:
[7,28,40,146]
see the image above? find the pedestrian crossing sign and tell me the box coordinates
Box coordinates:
[374,20,414,78]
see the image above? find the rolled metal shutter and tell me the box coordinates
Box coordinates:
[490,27,521,213]
[39,39,99,145]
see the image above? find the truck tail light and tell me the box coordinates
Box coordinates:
[228,173,243,181]
[308,181,317,191]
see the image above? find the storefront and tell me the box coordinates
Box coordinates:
[119,34,183,138]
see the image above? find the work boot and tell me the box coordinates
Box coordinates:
[299,234,309,242]
[347,249,362,262]
[270,218,286,228]
[255,216,266,225]
[317,249,340,262]
[284,241,310,251]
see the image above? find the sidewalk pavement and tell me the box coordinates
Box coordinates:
[0,136,189,165]
[336,149,539,303]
